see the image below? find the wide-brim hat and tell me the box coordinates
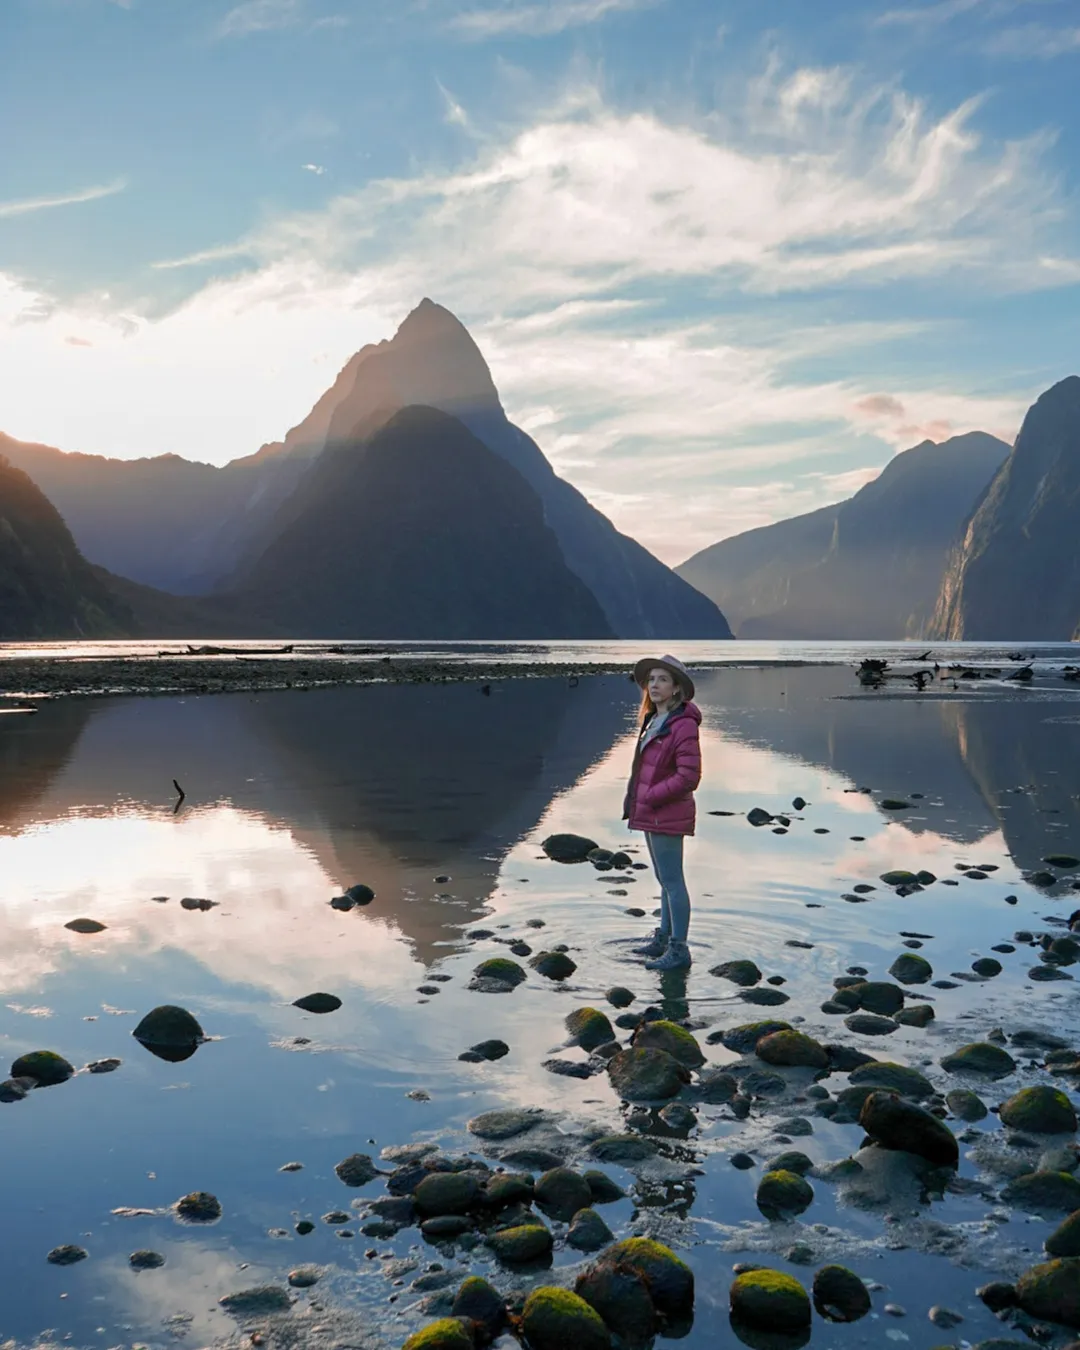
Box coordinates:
[633,654,695,701]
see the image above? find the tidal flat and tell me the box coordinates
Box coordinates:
[2,661,1080,1350]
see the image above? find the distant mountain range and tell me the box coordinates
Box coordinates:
[677,431,1012,639]
[1,300,731,641]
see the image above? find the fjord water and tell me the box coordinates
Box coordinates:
[2,660,1080,1350]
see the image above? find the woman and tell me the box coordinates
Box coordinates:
[622,654,702,971]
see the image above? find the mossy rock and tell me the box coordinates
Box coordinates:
[471,958,526,989]
[534,1167,592,1221]
[402,1318,475,1350]
[812,1265,871,1322]
[175,1191,222,1222]
[766,1151,813,1176]
[566,1008,616,1052]
[133,1005,204,1052]
[1047,1210,1080,1258]
[451,1276,505,1340]
[730,1269,811,1331]
[755,1030,828,1070]
[632,1020,705,1068]
[414,1172,481,1217]
[859,1092,958,1167]
[710,959,762,987]
[880,870,919,887]
[719,1021,792,1054]
[542,833,599,863]
[529,951,577,980]
[756,1169,814,1220]
[895,1005,935,1028]
[1015,1257,1080,1328]
[941,1042,1017,1078]
[481,1172,533,1207]
[608,1047,688,1101]
[522,1287,611,1350]
[567,1207,614,1252]
[847,981,904,1016]
[583,1169,626,1203]
[575,1261,656,1344]
[488,1223,552,1263]
[10,1050,74,1086]
[1000,1086,1077,1134]
[947,1088,988,1121]
[889,953,933,985]
[605,986,635,1008]
[1003,1171,1080,1213]
[604,1237,694,1316]
[588,1134,658,1163]
[849,1061,934,1099]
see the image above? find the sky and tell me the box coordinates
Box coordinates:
[2,0,1079,564]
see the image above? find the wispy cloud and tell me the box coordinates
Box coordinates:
[216,0,305,37]
[150,241,255,270]
[982,22,1080,56]
[450,0,655,40]
[0,179,125,220]
[302,163,326,175]
[876,0,986,28]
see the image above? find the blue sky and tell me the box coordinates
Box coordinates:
[2,0,1079,562]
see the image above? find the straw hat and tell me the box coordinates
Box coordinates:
[633,654,695,701]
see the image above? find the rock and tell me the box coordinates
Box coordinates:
[848,981,905,1015]
[175,1191,222,1222]
[606,986,635,1008]
[1047,1211,1080,1258]
[567,1207,614,1251]
[977,1281,1018,1311]
[64,918,107,933]
[747,807,774,826]
[345,883,375,905]
[1015,1257,1080,1328]
[460,1040,509,1062]
[10,1050,74,1086]
[756,1030,828,1069]
[401,1319,474,1350]
[730,1269,811,1331]
[695,1068,738,1103]
[470,958,527,991]
[1046,855,1080,869]
[658,1101,697,1132]
[468,1108,541,1140]
[895,1005,935,1028]
[292,993,341,1013]
[575,1261,657,1345]
[859,1092,959,1167]
[543,1058,594,1079]
[534,1167,592,1221]
[589,1134,658,1163]
[881,799,909,810]
[286,1266,320,1288]
[522,1287,611,1350]
[849,1062,934,1098]
[542,833,599,863]
[881,871,920,886]
[488,1223,553,1263]
[889,953,933,984]
[941,1043,1017,1078]
[739,987,790,1006]
[583,1170,626,1203]
[129,1249,165,1270]
[929,1305,963,1328]
[947,1089,988,1121]
[812,1265,871,1322]
[607,1047,688,1101]
[529,951,577,980]
[826,1044,877,1072]
[767,1151,813,1176]
[711,959,762,986]
[717,1021,792,1053]
[414,1173,481,1217]
[451,1276,505,1340]
[47,1245,88,1265]
[218,1286,292,1315]
[844,1013,898,1036]
[422,1215,472,1239]
[86,1058,122,1073]
[973,958,1003,978]
[1000,1086,1077,1134]
[1003,1171,1080,1212]
[480,1173,533,1208]
[566,1008,616,1052]
[0,1077,33,1102]
[631,1020,705,1068]
[132,1005,204,1059]
[756,1170,814,1219]
[601,1237,694,1316]
[334,1153,378,1187]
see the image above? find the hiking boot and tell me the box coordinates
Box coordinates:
[632,928,669,959]
[645,939,692,971]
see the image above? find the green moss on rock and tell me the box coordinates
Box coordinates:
[812,1265,871,1322]
[521,1287,610,1350]
[451,1277,505,1340]
[10,1050,74,1086]
[730,1269,811,1331]
[1046,1210,1080,1258]
[534,1167,592,1221]
[1015,1257,1080,1328]
[603,1237,694,1316]
[413,1172,481,1217]
[529,951,577,980]
[1003,1171,1080,1214]
[889,953,933,984]
[756,1169,814,1220]
[632,1020,705,1068]
[755,1030,828,1069]
[487,1223,552,1263]
[940,1042,1017,1078]
[565,1008,616,1052]
[607,1047,688,1101]
[849,1061,934,1099]
[999,1086,1077,1134]
[471,958,526,987]
[718,1021,792,1054]
[401,1318,475,1350]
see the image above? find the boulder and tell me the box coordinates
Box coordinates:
[859,1092,959,1167]
[849,1062,934,1099]
[529,951,577,980]
[566,1008,616,1052]
[402,1319,475,1350]
[1015,1257,1080,1328]
[847,982,905,1015]
[941,1043,1017,1078]
[542,834,599,863]
[521,1288,611,1350]
[583,1170,626,1204]
[755,1030,828,1070]
[534,1167,592,1222]
[766,1151,813,1176]
[1003,1171,1080,1213]
[451,1276,505,1341]
[1000,1086,1077,1134]
[895,1005,935,1028]
[566,1207,614,1252]
[480,1173,533,1208]
[812,1265,871,1322]
[575,1261,656,1345]
[10,1050,74,1087]
[730,1269,811,1331]
[844,1013,898,1037]
[132,1005,204,1060]
[632,1020,705,1068]
[1047,1211,1080,1258]
[488,1223,552,1263]
[469,958,526,992]
[889,953,933,985]
[756,1170,814,1220]
[717,1021,792,1054]
[607,1047,688,1101]
[710,960,762,987]
[602,1237,694,1316]
[947,1089,988,1121]
[414,1173,481,1217]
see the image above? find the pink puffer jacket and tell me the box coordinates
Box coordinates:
[623,701,702,836]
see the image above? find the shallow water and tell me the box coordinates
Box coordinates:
[2,665,1079,1350]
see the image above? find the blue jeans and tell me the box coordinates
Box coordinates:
[645,832,691,942]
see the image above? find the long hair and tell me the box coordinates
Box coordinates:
[638,683,684,731]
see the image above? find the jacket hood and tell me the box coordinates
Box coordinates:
[671,700,702,725]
